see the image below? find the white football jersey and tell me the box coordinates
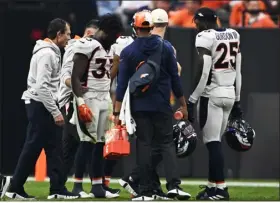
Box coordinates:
[111,36,134,57]
[196,28,240,98]
[73,37,114,99]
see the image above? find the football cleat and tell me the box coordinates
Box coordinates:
[196,185,217,200]
[89,184,119,198]
[118,177,138,196]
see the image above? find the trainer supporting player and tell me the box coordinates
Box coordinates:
[6,18,79,200]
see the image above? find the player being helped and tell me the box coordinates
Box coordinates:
[71,13,123,198]
[187,7,242,200]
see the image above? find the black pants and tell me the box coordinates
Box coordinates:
[128,145,162,190]
[11,100,64,193]
[133,111,180,194]
[60,104,80,185]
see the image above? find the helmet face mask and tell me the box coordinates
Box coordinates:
[224,118,256,152]
[173,120,197,158]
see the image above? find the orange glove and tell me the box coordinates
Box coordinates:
[76,97,93,123]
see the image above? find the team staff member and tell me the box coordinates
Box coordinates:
[6,18,79,200]
[118,9,186,200]
[114,10,189,201]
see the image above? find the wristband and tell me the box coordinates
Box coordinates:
[76,97,85,106]
[113,112,120,116]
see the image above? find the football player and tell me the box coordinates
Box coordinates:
[58,19,99,198]
[187,7,242,200]
[71,13,123,198]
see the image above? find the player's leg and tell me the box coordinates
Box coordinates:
[89,99,118,198]
[72,98,97,198]
[213,98,234,200]
[60,103,80,185]
[103,160,120,194]
[6,101,49,200]
[196,96,224,200]
[152,112,190,200]
[102,98,120,194]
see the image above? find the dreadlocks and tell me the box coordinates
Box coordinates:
[98,13,124,36]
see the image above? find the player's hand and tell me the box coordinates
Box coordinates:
[187,101,195,123]
[230,101,243,119]
[177,106,188,121]
[113,115,121,126]
[54,114,65,126]
[78,104,93,123]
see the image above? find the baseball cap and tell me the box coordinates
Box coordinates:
[151,8,169,23]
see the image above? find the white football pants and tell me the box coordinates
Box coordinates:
[197,96,235,144]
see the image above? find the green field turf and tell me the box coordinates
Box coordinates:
[3,181,279,201]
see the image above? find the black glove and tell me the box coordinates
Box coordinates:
[187,101,195,123]
[230,101,243,119]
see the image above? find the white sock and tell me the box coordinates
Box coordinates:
[216,182,227,190]
[207,181,216,188]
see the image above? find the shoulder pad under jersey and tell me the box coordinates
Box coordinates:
[195,30,215,50]
[113,36,134,56]
[73,37,100,59]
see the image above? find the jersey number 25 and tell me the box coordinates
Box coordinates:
[215,42,239,69]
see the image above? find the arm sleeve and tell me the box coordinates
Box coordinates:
[167,44,183,98]
[61,50,74,84]
[36,54,61,118]
[235,52,242,102]
[116,49,130,101]
[189,55,212,103]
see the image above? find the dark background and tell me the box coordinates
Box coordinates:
[0,3,279,180]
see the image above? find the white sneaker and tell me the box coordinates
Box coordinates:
[79,191,91,198]
[89,190,119,199]
[167,188,191,200]
[5,192,36,200]
[132,195,154,201]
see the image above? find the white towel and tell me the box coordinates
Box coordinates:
[69,98,76,125]
[119,85,136,135]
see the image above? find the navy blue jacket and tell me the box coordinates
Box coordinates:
[116,35,183,113]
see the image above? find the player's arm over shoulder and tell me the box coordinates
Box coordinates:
[195,30,214,51]
[72,37,99,59]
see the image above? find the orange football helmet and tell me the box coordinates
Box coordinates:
[131,10,154,29]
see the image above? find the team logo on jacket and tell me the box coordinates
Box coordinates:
[140,73,149,78]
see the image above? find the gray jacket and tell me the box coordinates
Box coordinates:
[22,39,62,118]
